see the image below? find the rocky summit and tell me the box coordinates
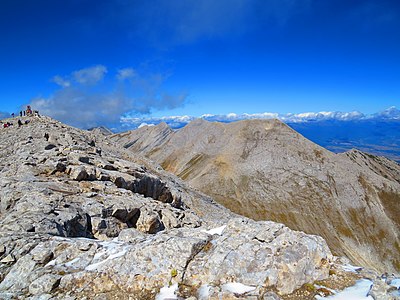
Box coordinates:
[0,116,398,300]
[109,118,400,275]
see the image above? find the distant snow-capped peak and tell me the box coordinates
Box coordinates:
[119,106,399,130]
[373,106,400,119]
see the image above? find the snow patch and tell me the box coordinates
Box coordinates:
[155,283,178,300]
[389,278,400,297]
[341,264,363,273]
[198,284,211,299]
[203,225,226,235]
[85,241,129,271]
[221,282,256,294]
[390,278,400,289]
[315,279,373,300]
[64,257,80,267]
[45,259,56,267]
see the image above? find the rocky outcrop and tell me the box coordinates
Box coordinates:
[110,118,400,274]
[0,116,343,299]
[0,219,333,299]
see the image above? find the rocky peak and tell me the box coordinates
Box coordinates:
[88,126,114,136]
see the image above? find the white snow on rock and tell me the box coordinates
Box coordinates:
[64,257,80,268]
[45,259,56,267]
[198,284,211,299]
[315,279,373,300]
[203,225,226,235]
[341,264,363,273]
[389,278,400,297]
[390,278,400,289]
[85,241,129,271]
[155,283,178,300]
[221,282,256,294]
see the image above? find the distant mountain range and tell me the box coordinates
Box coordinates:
[118,106,400,162]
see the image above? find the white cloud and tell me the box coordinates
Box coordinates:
[72,65,107,85]
[30,90,134,129]
[117,68,136,80]
[30,65,187,128]
[120,114,195,130]
[51,65,107,88]
[138,122,155,128]
[280,111,365,123]
[52,75,71,87]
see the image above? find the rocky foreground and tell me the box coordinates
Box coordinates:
[0,116,398,299]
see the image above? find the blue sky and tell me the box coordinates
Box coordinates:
[1,0,399,128]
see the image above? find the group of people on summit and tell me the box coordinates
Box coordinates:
[2,105,38,128]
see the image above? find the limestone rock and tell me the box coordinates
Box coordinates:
[0,254,15,264]
[29,273,61,295]
[92,217,122,238]
[136,208,164,234]
[117,228,145,242]
[0,255,36,292]
[0,219,332,298]
[67,165,89,181]
[369,276,400,300]
[31,246,53,264]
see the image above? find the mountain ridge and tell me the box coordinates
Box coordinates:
[109,118,400,274]
[117,110,400,162]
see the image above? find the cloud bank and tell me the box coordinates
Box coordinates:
[120,106,400,131]
[52,65,107,87]
[117,68,136,81]
[31,65,187,129]
[72,65,107,85]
